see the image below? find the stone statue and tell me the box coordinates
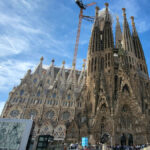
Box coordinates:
[100,133,110,144]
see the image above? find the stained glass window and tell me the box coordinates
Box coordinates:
[19,98,22,103]
[52,93,56,98]
[10,110,19,117]
[33,78,37,83]
[20,90,24,96]
[67,94,71,100]
[62,111,70,121]
[47,79,50,84]
[46,110,55,119]
[37,91,40,97]
[50,100,52,105]
[29,110,37,118]
[58,127,62,131]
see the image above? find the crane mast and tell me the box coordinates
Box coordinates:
[73,0,96,67]
[73,9,83,66]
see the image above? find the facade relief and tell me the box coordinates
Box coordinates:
[1,3,150,146]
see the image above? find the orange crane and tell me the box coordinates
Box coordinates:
[73,0,96,67]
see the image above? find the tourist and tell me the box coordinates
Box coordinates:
[84,146,89,150]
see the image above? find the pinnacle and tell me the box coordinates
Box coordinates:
[62,60,65,65]
[105,3,109,7]
[105,3,109,12]
[131,16,134,20]
[116,16,119,22]
[82,59,86,68]
[95,6,100,18]
[72,62,76,67]
[82,63,85,68]
[28,69,31,73]
[122,8,126,12]
[131,16,135,27]
[40,56,44,62]
[95,6,99,11]
[52,59,55,63]
[122,8,126,17]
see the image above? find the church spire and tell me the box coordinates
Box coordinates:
[115,16,122,48]
[104,3,109,21]
[131,16,148,75]
[88,23,102,54]
[131,16,137,36]
[55,60,66,83]
[34,56,44,75]
[122,8,134,53]
[131,16,144,59]
[105,2,108,12]
[103,3,114,49]
[95,6,99,19]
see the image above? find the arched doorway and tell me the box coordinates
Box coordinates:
[128,133,133,146]
[120,133,133,146]
[120,133,126,146]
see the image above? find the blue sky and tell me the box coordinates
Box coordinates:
[0,0,150,114]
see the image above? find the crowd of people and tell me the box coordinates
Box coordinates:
[66,144,150,150]
[110,144,149,150]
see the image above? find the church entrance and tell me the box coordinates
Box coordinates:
[120,133,126,145]
[128,134,133,146]
[120,133,133,146]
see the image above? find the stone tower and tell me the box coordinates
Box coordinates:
[1,3,150,146]
[83,4,150,145]
[86,3,114,115]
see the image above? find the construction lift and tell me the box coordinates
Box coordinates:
[73,0,96,67]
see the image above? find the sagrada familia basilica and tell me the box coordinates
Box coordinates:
[1,3,150,146]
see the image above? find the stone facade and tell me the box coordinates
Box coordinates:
[1,3,150,146]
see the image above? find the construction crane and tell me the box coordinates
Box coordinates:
[73,0,96,67]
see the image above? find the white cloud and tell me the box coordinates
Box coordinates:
[21,0,32,9]
[0,59,36,91]
[111,0,140,16]
[0,11,44,35]
[0,2,73,58]
[0,36,29,57]
[136,20,150,33]
[43,64,49,69]
[8,0,40,11]
[15,24,43,34]
[0,13,43,57]
[0,101,5,116]
[0,13,26,26]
